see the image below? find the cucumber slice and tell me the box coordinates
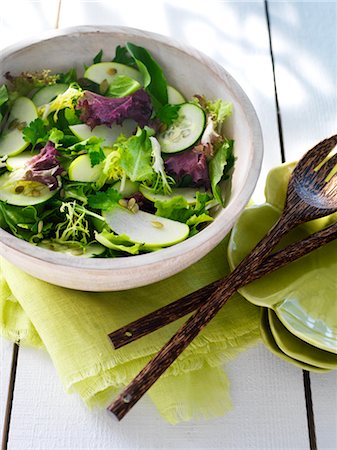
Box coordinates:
[69,121,136,146]
[6,152,38,171]
[32,83,69,107]
[104,205,189,248]
[0,172,57,206]
[38,241,105,257]
[113,179,139,197]
[158,103,205,153]
[84,62,142,85]
[139,185,202,204]
[68,154,105,182]
[0,97,38,157]
[167,86,185,104]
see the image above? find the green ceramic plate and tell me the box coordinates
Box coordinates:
[268,309,337,369]
[260,308,330,372]
[228,162,337,354]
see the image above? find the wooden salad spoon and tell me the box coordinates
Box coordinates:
[109,219,337,349]
[108,135,337,420]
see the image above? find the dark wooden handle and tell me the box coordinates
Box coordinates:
[109,220,337,349]
[107,214,293,420]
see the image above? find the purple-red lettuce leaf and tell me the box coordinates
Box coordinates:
[23,141,64,190]
[164,148,210,189]
[76,89,152,129]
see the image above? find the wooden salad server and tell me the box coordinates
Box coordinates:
[109,219,337,349]
[108,135,337,420]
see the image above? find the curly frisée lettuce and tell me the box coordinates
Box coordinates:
[0,43,235,257]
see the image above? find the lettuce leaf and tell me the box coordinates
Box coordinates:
[119,128,154,182]
[23,118,64,149]
[23,141,64,190]
[154,191,213,234]
[205,98,232,128]
[39,84,83,121]
[67,136,106,167]
[5,70,59,98]
[77,89,152,129]
[87,187,121,210]
[95,229,142,254]
[186,213,214,236]
[208,139,235,206]
[106,75,141,98]
[165,149,210,188]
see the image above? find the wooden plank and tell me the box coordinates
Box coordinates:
[269,2,337,449]
[310,373,337,449]
[0,341,16,445]
[268,0,337,161]
[8,345,310,450]
[5,1,310,448]
[268,2,337,448]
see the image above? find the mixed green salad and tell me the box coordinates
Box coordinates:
[0,43,234,258]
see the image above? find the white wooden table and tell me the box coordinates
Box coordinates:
[1,1,336,449]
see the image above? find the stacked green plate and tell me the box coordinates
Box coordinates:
[227,163,337,371]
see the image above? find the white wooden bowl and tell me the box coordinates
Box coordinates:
[0,26,263,291]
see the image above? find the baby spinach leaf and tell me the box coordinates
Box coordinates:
[0,85,9,123]
[93,49,103,64]
[0,85,9,107]
[112,45,137,68]
[57,67,77,84]
[209,139,234,206]
[0,201,40,240]
[126,42,168,110]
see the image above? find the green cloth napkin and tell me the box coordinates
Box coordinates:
[0,237,260,424]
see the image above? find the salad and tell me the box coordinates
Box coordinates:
[0,43,234,258]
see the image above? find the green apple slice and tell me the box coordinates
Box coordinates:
[38,240,105,257]
[84,62,142,85]
[69,121,136,146]
[167,85,185,104]
[103,205,189,248]
[6,152,38,171]
[32,83,69,107]
[0,172,58,206]
[139,185,203,205]
[0,97,38,157]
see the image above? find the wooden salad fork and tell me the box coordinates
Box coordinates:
[108,135,337,420]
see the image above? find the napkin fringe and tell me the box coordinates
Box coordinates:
[62,331,260,407]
